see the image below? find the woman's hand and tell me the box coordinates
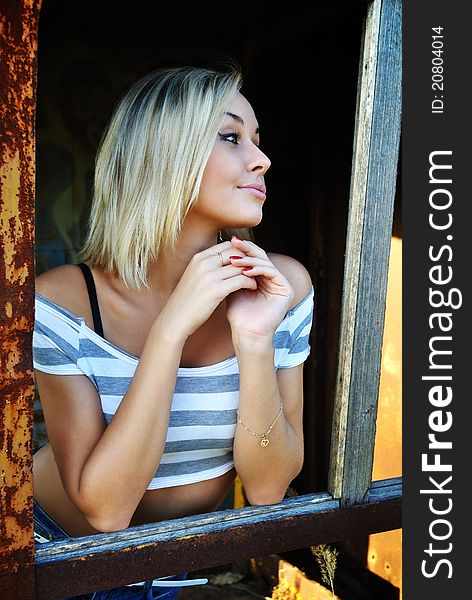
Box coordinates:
[225,237,295,342]
[157,241,257,341]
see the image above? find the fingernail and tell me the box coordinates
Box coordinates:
[232,235,242,241]
[243,267,253,272]
[229,255,242,260]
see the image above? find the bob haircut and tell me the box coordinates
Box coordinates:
[80,65,250,288]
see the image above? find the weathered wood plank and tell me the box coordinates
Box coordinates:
[37,492,336,561]
[328,0,402,504]
[328,0,382,501]
[368,477,402,502]
[35,478,401,598]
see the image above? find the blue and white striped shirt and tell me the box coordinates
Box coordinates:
[33,286,314,489]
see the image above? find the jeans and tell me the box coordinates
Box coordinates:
[34,500,191,599]
[84,574,187,599]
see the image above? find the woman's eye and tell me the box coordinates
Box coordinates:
[218,132,240,145]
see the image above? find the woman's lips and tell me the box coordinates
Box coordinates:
[238,185,267,200]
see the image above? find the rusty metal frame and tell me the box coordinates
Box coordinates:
[0,1,41,598]
[0,1,401,598]
[34,478,401,599]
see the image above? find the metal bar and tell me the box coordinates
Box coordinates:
[0,1,41,598]
[35,478,401,599]
[328,0,402,504]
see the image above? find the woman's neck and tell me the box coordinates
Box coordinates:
[146,223,219,295]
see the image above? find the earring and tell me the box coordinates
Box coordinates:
[218,230,224,242]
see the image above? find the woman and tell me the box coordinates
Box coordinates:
[33,64,314,598]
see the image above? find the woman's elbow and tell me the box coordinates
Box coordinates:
[242,460,304,507]
[78,493,132,532]
[76,479,134,532]
[85,511,131,533]
[244,486,287,507]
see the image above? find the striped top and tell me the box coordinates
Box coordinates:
[33,286,314,490]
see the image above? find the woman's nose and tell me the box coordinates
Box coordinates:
[247,145,271,174]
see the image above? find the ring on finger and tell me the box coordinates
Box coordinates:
[216,251,225,266]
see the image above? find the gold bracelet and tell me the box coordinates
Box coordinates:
[236,400,284,447]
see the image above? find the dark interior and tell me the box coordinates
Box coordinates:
[35,0,369,498]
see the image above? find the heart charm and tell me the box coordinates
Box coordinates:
[260,437,270,447]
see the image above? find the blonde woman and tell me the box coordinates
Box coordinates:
[33,65,314,599]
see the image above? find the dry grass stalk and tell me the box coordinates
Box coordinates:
[310,544,339,598]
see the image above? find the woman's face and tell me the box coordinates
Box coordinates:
[193,92,271,230]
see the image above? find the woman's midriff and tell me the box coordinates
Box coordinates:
[33,444,236,537]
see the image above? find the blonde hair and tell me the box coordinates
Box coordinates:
[79,65,248,288]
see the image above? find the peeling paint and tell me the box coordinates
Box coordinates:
[0,0,41,597]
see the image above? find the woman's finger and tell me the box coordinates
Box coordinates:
[218,264,253,280]
[228,255,272,269]
[239,264,281,280]
[234,262,292,293]
[230,236,268,259]
[221,273,258,295]
[199,242,249,268]
[228,256,287,284]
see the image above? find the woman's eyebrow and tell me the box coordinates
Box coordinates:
[224,111,260,135]
[225,111,244,125]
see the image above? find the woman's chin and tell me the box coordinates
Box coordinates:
[227,210,263,230]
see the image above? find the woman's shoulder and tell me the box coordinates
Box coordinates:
[36,263,90,317]
[267,252,313,309]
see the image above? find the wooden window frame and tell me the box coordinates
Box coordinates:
[0,1,402,597]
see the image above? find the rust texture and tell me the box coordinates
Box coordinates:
[35,497,401,599]
[0,0,41,597]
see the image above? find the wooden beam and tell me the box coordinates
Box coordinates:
[35,478,401,599]
[328,0,402,504]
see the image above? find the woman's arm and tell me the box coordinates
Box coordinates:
[227,241,313,504]
[36,317,189,532]
[232,339,305,505]
[36,241,257,532]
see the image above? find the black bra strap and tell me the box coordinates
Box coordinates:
[77,263,104,338]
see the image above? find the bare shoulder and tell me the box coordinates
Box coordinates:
[36,264,90,317]
[267,252,313,308]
